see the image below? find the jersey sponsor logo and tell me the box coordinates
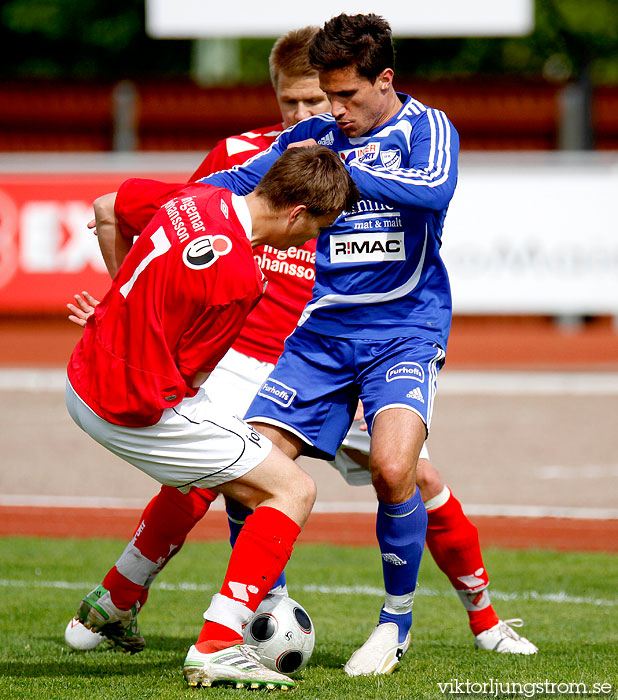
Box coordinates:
[257,378,296,408]
[254,245,316,281]
[339,142,380,164]
[318,131,334,146]
[380,149,402,170]
[406,387,424,403]
[386,362,425,383]
[330,231,405,263]
[344,198,396,218]
[182,235,232,269]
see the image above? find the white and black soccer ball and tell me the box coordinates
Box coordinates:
[243,595,315,675]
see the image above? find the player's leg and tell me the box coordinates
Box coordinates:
[66,347,281,651]
[418,459,537,654]
[223,496,288,595]
[203,349,290,594]
[128,349,281,598]
[66,381,220,651]
[67,485,216,652]
[330,436,537,656]
[344,407,427,676]
[67,380,309,687]
[184,437,313,689]
[344,337,444,676]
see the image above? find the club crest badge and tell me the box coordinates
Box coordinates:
[380,149,401,170]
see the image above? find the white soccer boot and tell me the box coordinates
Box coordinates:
[64,616,106,651]
[474,619,538,654]
[344,622,411,676]
[77,584,145,654]
[183,644,295,690]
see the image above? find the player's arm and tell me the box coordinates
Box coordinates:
[198,126,296,193]
[93,179,188,278]
[347,109,459,212]
[93,193,132,278]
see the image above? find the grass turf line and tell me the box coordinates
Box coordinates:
[0,537,616,700]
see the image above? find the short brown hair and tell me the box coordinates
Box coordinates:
[255,146,358,217]
[269,26,319,89]
[309,13,394,82]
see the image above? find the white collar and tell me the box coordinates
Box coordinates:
[231,193,253,241]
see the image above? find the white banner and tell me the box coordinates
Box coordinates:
[443,154,618,315]
[146,0,533,38]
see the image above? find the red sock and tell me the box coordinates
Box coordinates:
[426,489,499,635]
[102,568,143,611]
[196,507,301,653]
[103,486,216,610]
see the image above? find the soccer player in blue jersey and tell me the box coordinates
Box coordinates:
[197,13,475,675]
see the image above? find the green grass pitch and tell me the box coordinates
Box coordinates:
[1,536,616,699]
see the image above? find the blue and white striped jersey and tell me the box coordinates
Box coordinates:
[201,93,459,349]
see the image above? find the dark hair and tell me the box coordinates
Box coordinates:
[309,13,394,82]
[255,146,358,216]
[269,26,319,89]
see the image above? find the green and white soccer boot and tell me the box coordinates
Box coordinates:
[77,584,145,654]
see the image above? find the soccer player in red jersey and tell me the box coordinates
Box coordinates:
[65,146,358,690]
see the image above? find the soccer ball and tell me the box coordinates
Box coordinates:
[243,595,315,675]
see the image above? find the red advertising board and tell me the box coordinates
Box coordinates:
[0,171,186,313]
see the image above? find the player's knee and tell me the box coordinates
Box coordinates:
[370,461,416,502]
[271,464,316,513]
[415,458,444,500]
[296,469,317,513]
[279,469,316,525]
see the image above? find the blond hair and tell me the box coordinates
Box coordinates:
[269,26,319,89]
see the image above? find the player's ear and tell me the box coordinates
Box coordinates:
[288,204,308,224]
[377,68,394,92]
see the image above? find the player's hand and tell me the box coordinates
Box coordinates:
[354,399,368,432]
[87,218,97,235]
[67,291,99,327]
[287,138,318,149]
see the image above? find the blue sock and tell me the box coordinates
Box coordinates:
[226,505,287,592]
[376,490,427,642]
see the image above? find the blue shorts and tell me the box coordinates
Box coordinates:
[244,327,445,460]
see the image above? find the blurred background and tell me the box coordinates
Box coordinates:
[1,0,617,341]
[0,1,617,546]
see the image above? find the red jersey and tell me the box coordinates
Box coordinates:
[68,181,264,427]
[191,124,317,364]
[191,124,284,180]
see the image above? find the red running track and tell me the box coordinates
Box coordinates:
[1,506,616,552]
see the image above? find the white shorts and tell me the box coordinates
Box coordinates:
[66,378,272,492]
[205,348,430,488]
